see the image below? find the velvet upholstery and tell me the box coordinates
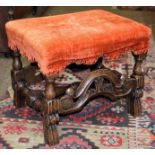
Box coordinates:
[5,10,151,75]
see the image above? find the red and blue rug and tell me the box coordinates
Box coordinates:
[0,46,155,148]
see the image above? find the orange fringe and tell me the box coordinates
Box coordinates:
[5,9,151,76]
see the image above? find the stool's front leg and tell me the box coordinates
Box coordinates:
[43,76,59,145]
[128,53,147,117]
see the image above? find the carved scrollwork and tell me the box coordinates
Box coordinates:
[58,69,135,115]
[94,77,105,92]
[74,68,122,99]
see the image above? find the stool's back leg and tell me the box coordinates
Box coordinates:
[11,50,26,108]
[43,76,60,145]
[128,53,147,117]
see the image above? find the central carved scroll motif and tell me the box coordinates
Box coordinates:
[58,68,136,114]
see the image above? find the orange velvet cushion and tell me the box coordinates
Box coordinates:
[5,10,151,75]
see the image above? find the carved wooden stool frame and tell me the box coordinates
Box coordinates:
[10,49,147,145]
[8,8,147,146]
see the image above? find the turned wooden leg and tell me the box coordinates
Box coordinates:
[43,76,60,145]
[128,53,147,117]
[11,51,26,108]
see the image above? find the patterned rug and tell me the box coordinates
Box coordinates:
[0,38,155,149]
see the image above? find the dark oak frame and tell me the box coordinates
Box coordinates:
[8,9,147,146]
[10,49,147,145]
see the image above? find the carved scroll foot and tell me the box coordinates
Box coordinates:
[127,90,143,117]
[128,53,147,117]
[43,76,60,145]
[43,114,59,145]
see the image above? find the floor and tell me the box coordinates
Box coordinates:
[0,6,155,96]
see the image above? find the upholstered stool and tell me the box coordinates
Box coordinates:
[5,10,151,145]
